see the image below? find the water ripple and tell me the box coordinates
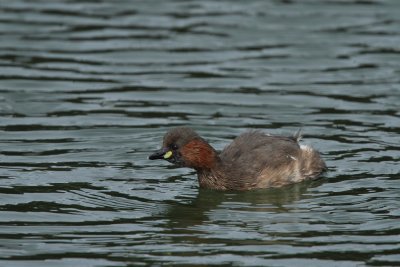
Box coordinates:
[0,0,399,266]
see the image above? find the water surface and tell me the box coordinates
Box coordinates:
[0,0,399,266]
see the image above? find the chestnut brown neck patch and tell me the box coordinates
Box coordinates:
[180,139,218,170]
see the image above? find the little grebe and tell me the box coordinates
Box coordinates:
[149,127,326,190]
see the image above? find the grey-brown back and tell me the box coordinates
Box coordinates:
[219,131,301,184]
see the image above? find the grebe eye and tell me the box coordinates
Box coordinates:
[171,144,178,150]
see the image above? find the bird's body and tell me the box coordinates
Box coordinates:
[149,127,326,191]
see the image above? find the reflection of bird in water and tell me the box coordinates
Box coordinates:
[163,179,324,230]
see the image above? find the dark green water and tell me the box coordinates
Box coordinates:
[0,0,399,266]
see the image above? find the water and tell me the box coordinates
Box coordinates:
[0,0,399,266]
